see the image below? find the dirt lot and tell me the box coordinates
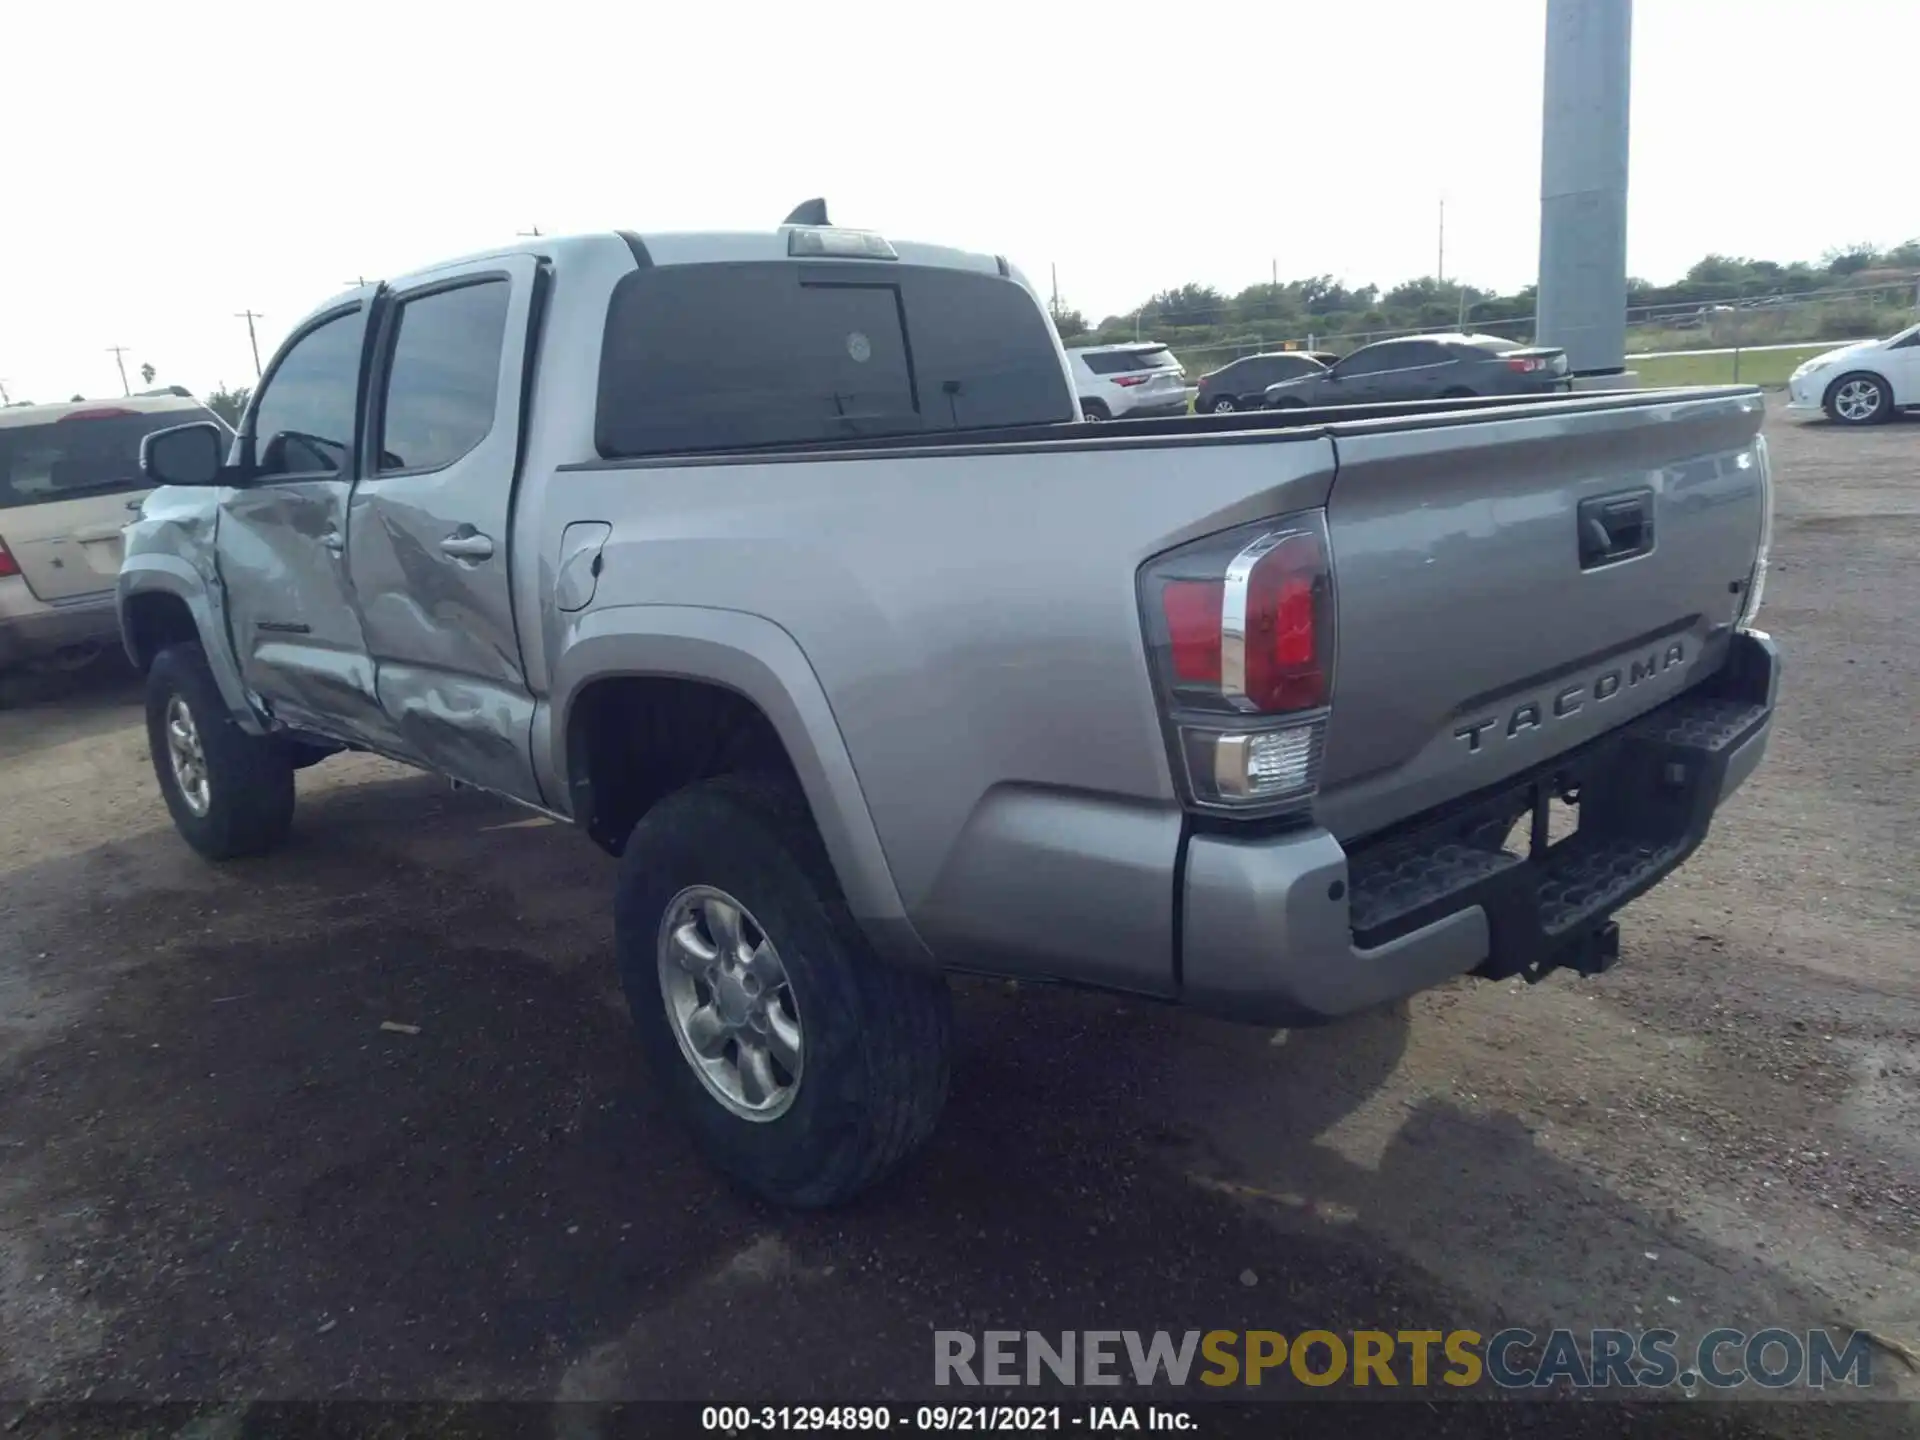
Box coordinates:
[0,404,1914,1435]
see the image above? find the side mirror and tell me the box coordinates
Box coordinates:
[141,422,228,488]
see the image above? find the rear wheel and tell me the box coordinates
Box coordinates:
[1210,395,1237,414]
[1080,400,1111,422]
[1440,386,1478,399]
[1268,396,1306,410]
[145,643,296,860]
[616,774,952,1208]
[1825,372,1891,425]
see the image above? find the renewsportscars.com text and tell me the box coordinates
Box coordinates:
[934,1328,1877,1391]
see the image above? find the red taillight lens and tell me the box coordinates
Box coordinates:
[1234,529,1330,712]
[1112,374,1151,387]
[1140,511,1335,814]
[0,539,17,579]
[1162,579,1224,683]
[1506,357,1545,373]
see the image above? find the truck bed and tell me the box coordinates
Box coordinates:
[562,385,1761,468]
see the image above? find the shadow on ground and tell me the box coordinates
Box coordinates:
[0,776,1902,1437]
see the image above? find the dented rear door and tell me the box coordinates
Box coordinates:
[345,256,544,805]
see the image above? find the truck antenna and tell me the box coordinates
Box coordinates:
[782,199,829,226]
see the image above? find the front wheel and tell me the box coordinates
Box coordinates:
[145,643,296,860]
[616,774,952,1208]
[1825,372,1891,425]
[1210,395,1237,414]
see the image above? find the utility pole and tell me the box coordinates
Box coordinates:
[0,378,10,406]
[106,346,132,397]
[516,225,543,237]
[235,310,264,380]
[1437,197,1446,284]
[343,275,371,287]
[1050,263,1059,313]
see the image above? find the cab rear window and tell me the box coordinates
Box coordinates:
[0,406,224,509]
[595,261,1074,457]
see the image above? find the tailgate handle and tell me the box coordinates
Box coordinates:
[1578,490,1654,569]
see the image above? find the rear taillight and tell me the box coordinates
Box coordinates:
[1112,374,1152,388]
[0,538,17,579]
[1506,357,1546,373]
[1140,512,1335,815]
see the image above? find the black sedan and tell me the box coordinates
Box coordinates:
[1262,334,1569,408]
[1195,351,1337,413]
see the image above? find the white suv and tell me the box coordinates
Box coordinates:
[1067,343,1193,421]
[1,391,230,675]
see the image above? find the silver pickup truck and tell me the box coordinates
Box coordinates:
[120,215,1780,1207]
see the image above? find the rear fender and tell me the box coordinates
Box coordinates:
[547,605,930,968]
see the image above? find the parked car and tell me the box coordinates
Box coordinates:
[1068,342,1192,420]
[1785,321,1920,425]
[1196,352,1329,413]
[121,216,1777,1211]
[1263,334,1570,408]
[0,391,229,676]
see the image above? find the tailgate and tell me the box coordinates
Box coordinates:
[1315,389,1768,841]
[1,492,144,601]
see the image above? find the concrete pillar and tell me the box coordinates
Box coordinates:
[1536,0,1632,373]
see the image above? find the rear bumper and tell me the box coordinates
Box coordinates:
[0,580,120,669]
[1178,630,1780,1024]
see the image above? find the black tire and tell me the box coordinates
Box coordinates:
[1080,399,1111,422]
[1440,386,1478,399]
[615,773,952,1208]
[1210,395,1238,414]
[1268,396,1306,410]
[1823,371,1892,426]
[145,643,296,860]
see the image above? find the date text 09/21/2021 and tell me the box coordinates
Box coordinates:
[701,1407,1189,1432]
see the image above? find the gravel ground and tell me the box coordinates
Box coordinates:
[0,404,1914,1437]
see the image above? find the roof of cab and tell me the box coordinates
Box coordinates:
[355,226,1011,305]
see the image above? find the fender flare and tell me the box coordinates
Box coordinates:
[116,556,265,734]
[548,605,929,966]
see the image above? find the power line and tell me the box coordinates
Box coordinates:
[235,310,264,381]
[516,225,543,237]
[106,346,132,397]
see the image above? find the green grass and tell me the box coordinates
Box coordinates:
[1628,343,1832,390]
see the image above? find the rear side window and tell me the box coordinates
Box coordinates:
[1083,347,1176,375]
[1332,344,1403,377]
[376,279,512,473]
[0,406,224,509]
[596,262,1074,457]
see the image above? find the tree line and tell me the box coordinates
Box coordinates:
[1051,239,1920,355]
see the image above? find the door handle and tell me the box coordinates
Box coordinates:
[1577,489,1655,569]
[439,531,495,562]
[323,530,345,554]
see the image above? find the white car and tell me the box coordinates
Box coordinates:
[1785,322,1920,425]
[1067,343,1194,421]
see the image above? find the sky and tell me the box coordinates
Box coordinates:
[2,0,1914,404]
